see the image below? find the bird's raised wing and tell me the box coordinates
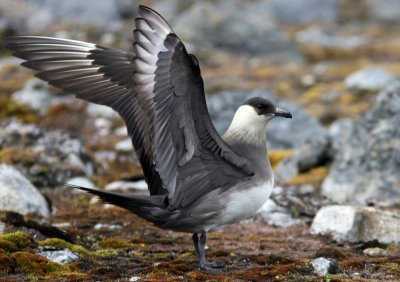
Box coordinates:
[3,6,254,209]
[3,34,164,195]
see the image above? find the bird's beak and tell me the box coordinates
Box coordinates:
[274,108,292,119]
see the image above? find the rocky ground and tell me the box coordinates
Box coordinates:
[1,0,400,280]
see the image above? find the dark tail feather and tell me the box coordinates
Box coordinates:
[65,184,166,217]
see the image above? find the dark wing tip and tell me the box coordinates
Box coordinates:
[65,183,96,192]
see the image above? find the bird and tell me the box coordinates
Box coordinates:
[3,5,292,270]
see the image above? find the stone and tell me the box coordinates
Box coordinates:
[256,199,303,228]
[344,67,394,92]
[11,78,53,114]
[363,247,388,257]
[36,246,79,264]
[66,177,96,189]
[309,257,338,276]
[0,164,50,218]
[207,90,328,150]
[310,205,400,243]
[86,104,120,119]
[275,137,332,182]
[172,1,302,62]
[115,138,133,152]
[321,81,400,205]
[0,222,5,235]
[296,26,371,50]
[0,119,93,188]
[368,0,400,23]
[270,0,338,24]
[105,180,147,191]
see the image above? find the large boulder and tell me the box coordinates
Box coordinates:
[321,81,400,205]
[311,205,400,243]
[207,90,328,150]
[0,164,50,218]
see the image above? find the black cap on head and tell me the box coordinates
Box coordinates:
[244,97,292,118]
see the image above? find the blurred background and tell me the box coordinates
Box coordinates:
[0,0,399,280]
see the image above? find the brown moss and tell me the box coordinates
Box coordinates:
[130,237,148,244]
[315,247,347,259]
[0,253,15,274]
[0,231,38,249]
[249,254,295,266]
[88,266,115,276]
[340,259,365,269]
[0,147,38,165]
[38,238,88,255]
[186,271,209,280]
[268,150,294,170]
[0,96,40,123]
[211,249,230,257]
[98,238,133,249]
[12,251,71,277]
[0,239,18,252]
[0,64,29,94]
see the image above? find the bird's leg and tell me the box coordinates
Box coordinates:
[198,231,224,270]
[192,233,200,258]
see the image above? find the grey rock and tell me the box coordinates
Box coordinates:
[270,0,338,24]
[368,0,400,23]
[256,198,303,228]
[344,67,394,92]
[0,164,50,218]
[296,26,371,50]
[0,222,5,235]
[363,247,388,257]
[309,257,338,276]
[115,138,133,152]
[12,78,54,114]
[105,179,147,191]
[310,205,400,243]
[274,155,299,182]
[94,223,123,230]
[321,81,400,205]
[275,138,332,182]
[172,1,302,62]
[207,90,328,150]
[328,118,353,140]
[0,119,93,188]
[0,0,127,34]
[86,104,120,119]
[66,177,96,189]
[36,246,79,264]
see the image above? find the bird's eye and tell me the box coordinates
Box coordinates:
[256,104,264,110]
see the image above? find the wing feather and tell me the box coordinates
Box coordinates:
[3,5,254,210]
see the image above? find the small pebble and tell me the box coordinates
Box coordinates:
[363,247,388,257]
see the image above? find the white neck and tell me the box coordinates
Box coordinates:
[223,105,273,148]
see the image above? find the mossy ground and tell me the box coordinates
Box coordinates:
[2,3,400,280]
[2,190,398,280]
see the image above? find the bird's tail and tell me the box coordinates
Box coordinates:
[66,184,168,223]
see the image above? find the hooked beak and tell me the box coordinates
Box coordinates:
[274,108,292,119]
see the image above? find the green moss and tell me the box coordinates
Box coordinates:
[0,96,40,123]
[98,238,133,249]
[38,238,88,255]
[94,248,124,256]
[0,231,38,249]
[0,239,18,252]
[12,251,71,277]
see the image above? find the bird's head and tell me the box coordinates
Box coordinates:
[223,97,292,147]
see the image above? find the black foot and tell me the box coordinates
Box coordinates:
[200,264,225,271]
